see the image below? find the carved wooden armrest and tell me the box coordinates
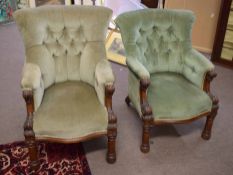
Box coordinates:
[140,79,152,119]
[203,70,219,107]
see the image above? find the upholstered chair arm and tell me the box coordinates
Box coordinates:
[21,63,44,111]
[126,58,150,80]
[94,59,117,152]
[183,49,214,89]
[21,63,41,90]
[95,59,115,86]
[94,59,115,106]
[126,58,151,117]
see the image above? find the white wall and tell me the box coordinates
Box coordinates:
[105,0,144,18]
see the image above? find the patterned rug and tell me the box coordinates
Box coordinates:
[0,141,91,175]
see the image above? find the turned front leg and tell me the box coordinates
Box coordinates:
[105,85,117,163]
[141,115,151,153]
[23,91,39,172]
[107,123,117,163]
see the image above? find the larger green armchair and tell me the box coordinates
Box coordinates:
[116,9,219,153]
[14,5,117,172]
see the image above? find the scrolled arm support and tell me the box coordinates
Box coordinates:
[22,90,39,171]
[202,70,219,140]
[140,79,152,118]
[105,84,117,125]
[203,70,219,108]
[105,84,117,163]
[139,78,153,153]
[203,70,217,94]
[23,90,34,117]
[23,90,35,143]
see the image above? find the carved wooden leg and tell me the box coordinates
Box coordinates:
[140,117,151,153]
[107,125,117,163]
[23,90,39,173]
[125,96,131,106]
[105,84,117,163]
[24,124,39,172]
[139,79,152,153]
[202,96,219,140]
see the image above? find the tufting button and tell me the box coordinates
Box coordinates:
[192,66,196,73]
[139,28,145,35]
[71,40,74,46]
[152,25,157,30]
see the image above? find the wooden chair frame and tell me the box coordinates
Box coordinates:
[23,84,117,172]
[125,71,219,153]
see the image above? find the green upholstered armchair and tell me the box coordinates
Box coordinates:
[116,9,219,153]
[14,5,117,171]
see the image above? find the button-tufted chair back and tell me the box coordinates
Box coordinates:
[116,9,195,74]
[14,5,112,88]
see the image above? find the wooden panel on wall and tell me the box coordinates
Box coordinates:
[165,0,221,53]
[141,0,158,8]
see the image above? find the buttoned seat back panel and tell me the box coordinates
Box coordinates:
[14,5,112,88]
[116,9,195,74]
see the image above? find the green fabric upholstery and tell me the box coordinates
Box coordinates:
[183,49,214,88]
[21,63,41,90]
[148,73,212,121]
[33,81,108,139]
[14,6,114,139]
[13,5,112,88]
[95,59,115,106]
[116,9,214,120]
[21,63,44,110]
[128,71,141,115]
[127,57,150,80]
[115,9,214,82]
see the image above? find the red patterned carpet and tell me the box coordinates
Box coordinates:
[0,141,91,175]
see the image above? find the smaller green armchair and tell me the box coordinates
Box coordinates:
[14,5,117,172]
[116,9,219,153]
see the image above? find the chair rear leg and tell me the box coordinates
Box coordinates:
[202,96,219,140]
[125,96,131,106]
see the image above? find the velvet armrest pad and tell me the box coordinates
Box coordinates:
[126,58,150,80]
[94,59,114,107]
[183,49,214,88]
[95,59,115,85]
[21,63,42,90]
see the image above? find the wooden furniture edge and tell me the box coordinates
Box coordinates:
[105,84,117,163]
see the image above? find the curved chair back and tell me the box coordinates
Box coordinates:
[14,5,112,88]
[116,9,195,74]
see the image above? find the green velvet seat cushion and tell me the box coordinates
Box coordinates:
[148,73,212,121]
[33,81,108,140]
